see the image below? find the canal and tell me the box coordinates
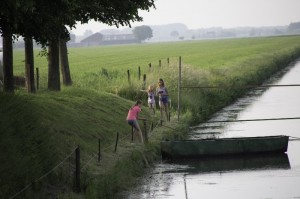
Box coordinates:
[123,60,300,199]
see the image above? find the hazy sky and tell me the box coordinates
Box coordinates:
[71,0,300,35]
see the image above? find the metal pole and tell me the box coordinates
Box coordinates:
[178,56,182,121]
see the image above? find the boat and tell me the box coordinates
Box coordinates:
[162,153,290,173]
[161,135,289,159]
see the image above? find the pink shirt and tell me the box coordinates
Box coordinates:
[126,105,141,120]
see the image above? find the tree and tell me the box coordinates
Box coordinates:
[1,0,156,91]
[0,1,17,92]
[24,37,35,93]
[170,30,179,37]
[60,38,72,86]
[133,25,153,42]
[288,22,300,33]
[2,33,13,92]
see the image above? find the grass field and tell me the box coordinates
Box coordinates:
[12,36,300,92]
[2,35,300,198]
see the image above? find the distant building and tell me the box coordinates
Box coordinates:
[80,33,138,46]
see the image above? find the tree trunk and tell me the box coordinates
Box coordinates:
[59,39,72,86]
[48,40,60,91]
[25,37,36,93]
[3,33,14,92]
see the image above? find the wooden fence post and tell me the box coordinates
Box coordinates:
[127,70,130,83]
[150,121,154,132]
[98,139,101,162]
[131,126,134,142]
[36,67,39,90]
[178,56,182,121]
[114,132,119,152]
[159,60,161,67]
[143,120,148,143]
[167,57,169,67]
[148,63,151,72]
[75,146,81,193]
[138,66,141,80]
[142,74,146,90]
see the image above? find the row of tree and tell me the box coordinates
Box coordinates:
[0,0,155,92]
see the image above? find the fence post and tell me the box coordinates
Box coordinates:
[143,120,148,143]
[167,57,169,67]
[36,67,39,90]
[75,146,81,193]
[142,74,146,90]
[148,63,151,72]
[131,126,134,142]
[150,121,154,132]
[127,70,130,83]
[138,66,141,80]
[178,56,182,121]
[98,139,101,162]
[114,132,119,152]
[159,60,161,67]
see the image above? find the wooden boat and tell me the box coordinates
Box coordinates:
[161,135,289,159]
[162,153,290,173]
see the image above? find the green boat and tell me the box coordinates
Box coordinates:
[161,135,289,159]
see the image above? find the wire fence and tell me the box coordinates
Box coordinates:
[8,56,300,198]
[8,115,164,199]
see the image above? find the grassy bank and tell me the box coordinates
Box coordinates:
[1,36,300,198]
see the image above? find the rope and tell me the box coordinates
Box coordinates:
[203,117,300,123]
[181,84,300,89]
[289,136,300,141]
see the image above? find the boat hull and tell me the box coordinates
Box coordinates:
[161,135,289,159]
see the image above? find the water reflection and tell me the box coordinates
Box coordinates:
[162,153,290,174]
[123,61,300,199]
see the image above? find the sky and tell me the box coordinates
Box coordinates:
[70,0,300,35]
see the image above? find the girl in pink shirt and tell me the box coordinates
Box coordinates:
[126,100,144,143]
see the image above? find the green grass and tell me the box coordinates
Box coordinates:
[2,35,300,198]
[12,36,300,91]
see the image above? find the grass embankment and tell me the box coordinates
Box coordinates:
[1,36,300,198]
[0,88,187,199]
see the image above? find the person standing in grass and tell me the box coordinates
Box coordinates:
[126,100,144,143]
[156,78,169,121]
[146,85,156,115]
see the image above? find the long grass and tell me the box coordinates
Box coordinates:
[2,35,300,198]
[12,36,300,92]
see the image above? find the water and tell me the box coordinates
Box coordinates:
[123,60,300,199]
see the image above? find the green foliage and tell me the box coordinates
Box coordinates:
[288,21,300,32]
[133,25,153,42]
[0,0,156,45]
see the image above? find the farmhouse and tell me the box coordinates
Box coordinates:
[80,32,138,46]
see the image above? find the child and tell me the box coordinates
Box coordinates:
[147,85,156,114]
[156,78,169,121]
[126,100,144,143]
